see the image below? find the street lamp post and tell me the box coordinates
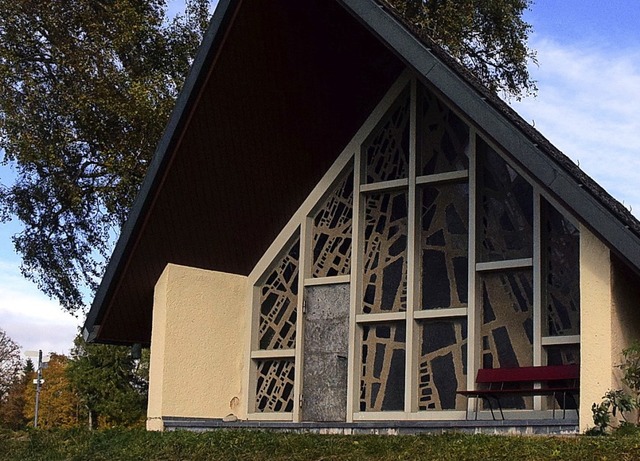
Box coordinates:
[26,350,49,428]
[34,350,42,428]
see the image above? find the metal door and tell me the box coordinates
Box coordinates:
[301,283,349,422]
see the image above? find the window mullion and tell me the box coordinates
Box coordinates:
[346,146,364,422]
[466,128,479,410]
[293,219,311,421]
[533,191,543,410]
[405,77,419,414]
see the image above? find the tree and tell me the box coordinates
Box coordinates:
[0,0,534,313]
[0,0,211,312]
[0,328,22,404]
[23,354,82,428]
[0,359,32,429]
[67,336,148,429]
[387,0,536,99]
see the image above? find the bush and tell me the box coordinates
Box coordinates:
[590,341,640,434]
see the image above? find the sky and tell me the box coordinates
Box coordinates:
[1,0,640,356]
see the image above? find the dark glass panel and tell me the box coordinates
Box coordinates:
[481,270,534,409]
[255,359,296,412]
[259,240,299,349]
[362,191,408,313]
[545,344,580,410]
[418,84,469,175]
[481,270,534,368]
[418,318,467,410]
[312,168,354,278]
[360,322,406,411]
[364,88,410,183]
[543,200,580,336]
[478,138,533,262]
[420,183,469,309]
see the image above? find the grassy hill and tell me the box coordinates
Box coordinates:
[2,428,640,460]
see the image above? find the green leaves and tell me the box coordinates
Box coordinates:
[0,328,22,407]
[387,0,537,100]
[67,335,148,429]
[0,0,211,312]
[0,0,532,313]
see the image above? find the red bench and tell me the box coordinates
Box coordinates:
[457,365,579,420]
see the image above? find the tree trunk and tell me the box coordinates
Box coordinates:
[88,408,98,430]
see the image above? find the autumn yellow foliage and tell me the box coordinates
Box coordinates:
[23,354,82,429]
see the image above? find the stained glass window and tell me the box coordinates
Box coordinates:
[362,191,408,313]
[255,360,296,412]
[418,86,469,175]
[312,170,354,278]
[418,319,467,410]
[364,88,410,184]
[259,240,299,350]
[478,138,533,262]
[360,322,406,411]
[420,183,469,310]
[543,200,580,336]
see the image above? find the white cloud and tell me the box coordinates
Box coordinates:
[0,260,79,356]
[511,38,640,215]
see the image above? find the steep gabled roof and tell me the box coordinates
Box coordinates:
[84,0,640,345]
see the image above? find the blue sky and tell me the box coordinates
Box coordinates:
[1,0,639,354]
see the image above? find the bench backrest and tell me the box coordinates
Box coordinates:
[476,365,579,385]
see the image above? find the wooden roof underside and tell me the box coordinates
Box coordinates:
[85,0,640,346]
[87,0,404,344]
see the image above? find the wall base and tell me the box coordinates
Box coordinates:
[161,417,579,435]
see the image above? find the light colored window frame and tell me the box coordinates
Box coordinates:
[244,72,581,422]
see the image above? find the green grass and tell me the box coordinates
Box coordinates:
[2,428,640,461]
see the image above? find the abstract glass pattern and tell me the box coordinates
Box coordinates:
[481,270,534,409]
[478,138,533,262]
[420,183,469,310]
[362,191,408,313]
[481,270,534,369]
[364,88,410,184]
[418,319,467,410]
[543,200,580,336]
[360,322,406,411]
[545,345,580,410]
[312,169,354,278]
[259,239,299,350]
[418,84,469,175]
[546,344,579,366]
[255,359,295,412]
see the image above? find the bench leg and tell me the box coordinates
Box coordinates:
[482,396,504,420]
[494,396,505,420]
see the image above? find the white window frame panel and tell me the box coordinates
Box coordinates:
[474,132,582,414]
[353,76,473,418]
[245,71,414,422]
[244,71,582,423]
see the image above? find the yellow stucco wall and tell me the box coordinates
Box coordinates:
[610,255,640,423]
[611,256,640,374]
[147,263,248,431]
[579,226,613,431]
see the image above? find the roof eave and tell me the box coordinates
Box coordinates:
[337,0,640,272]
[82,0,243,342]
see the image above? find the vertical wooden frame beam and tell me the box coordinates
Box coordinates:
[404,77,419,413]
[533,192,543,410]
[293,220,311,422]
[466,128,479,412]
[245,284,262,415]
[347,145,364,422]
